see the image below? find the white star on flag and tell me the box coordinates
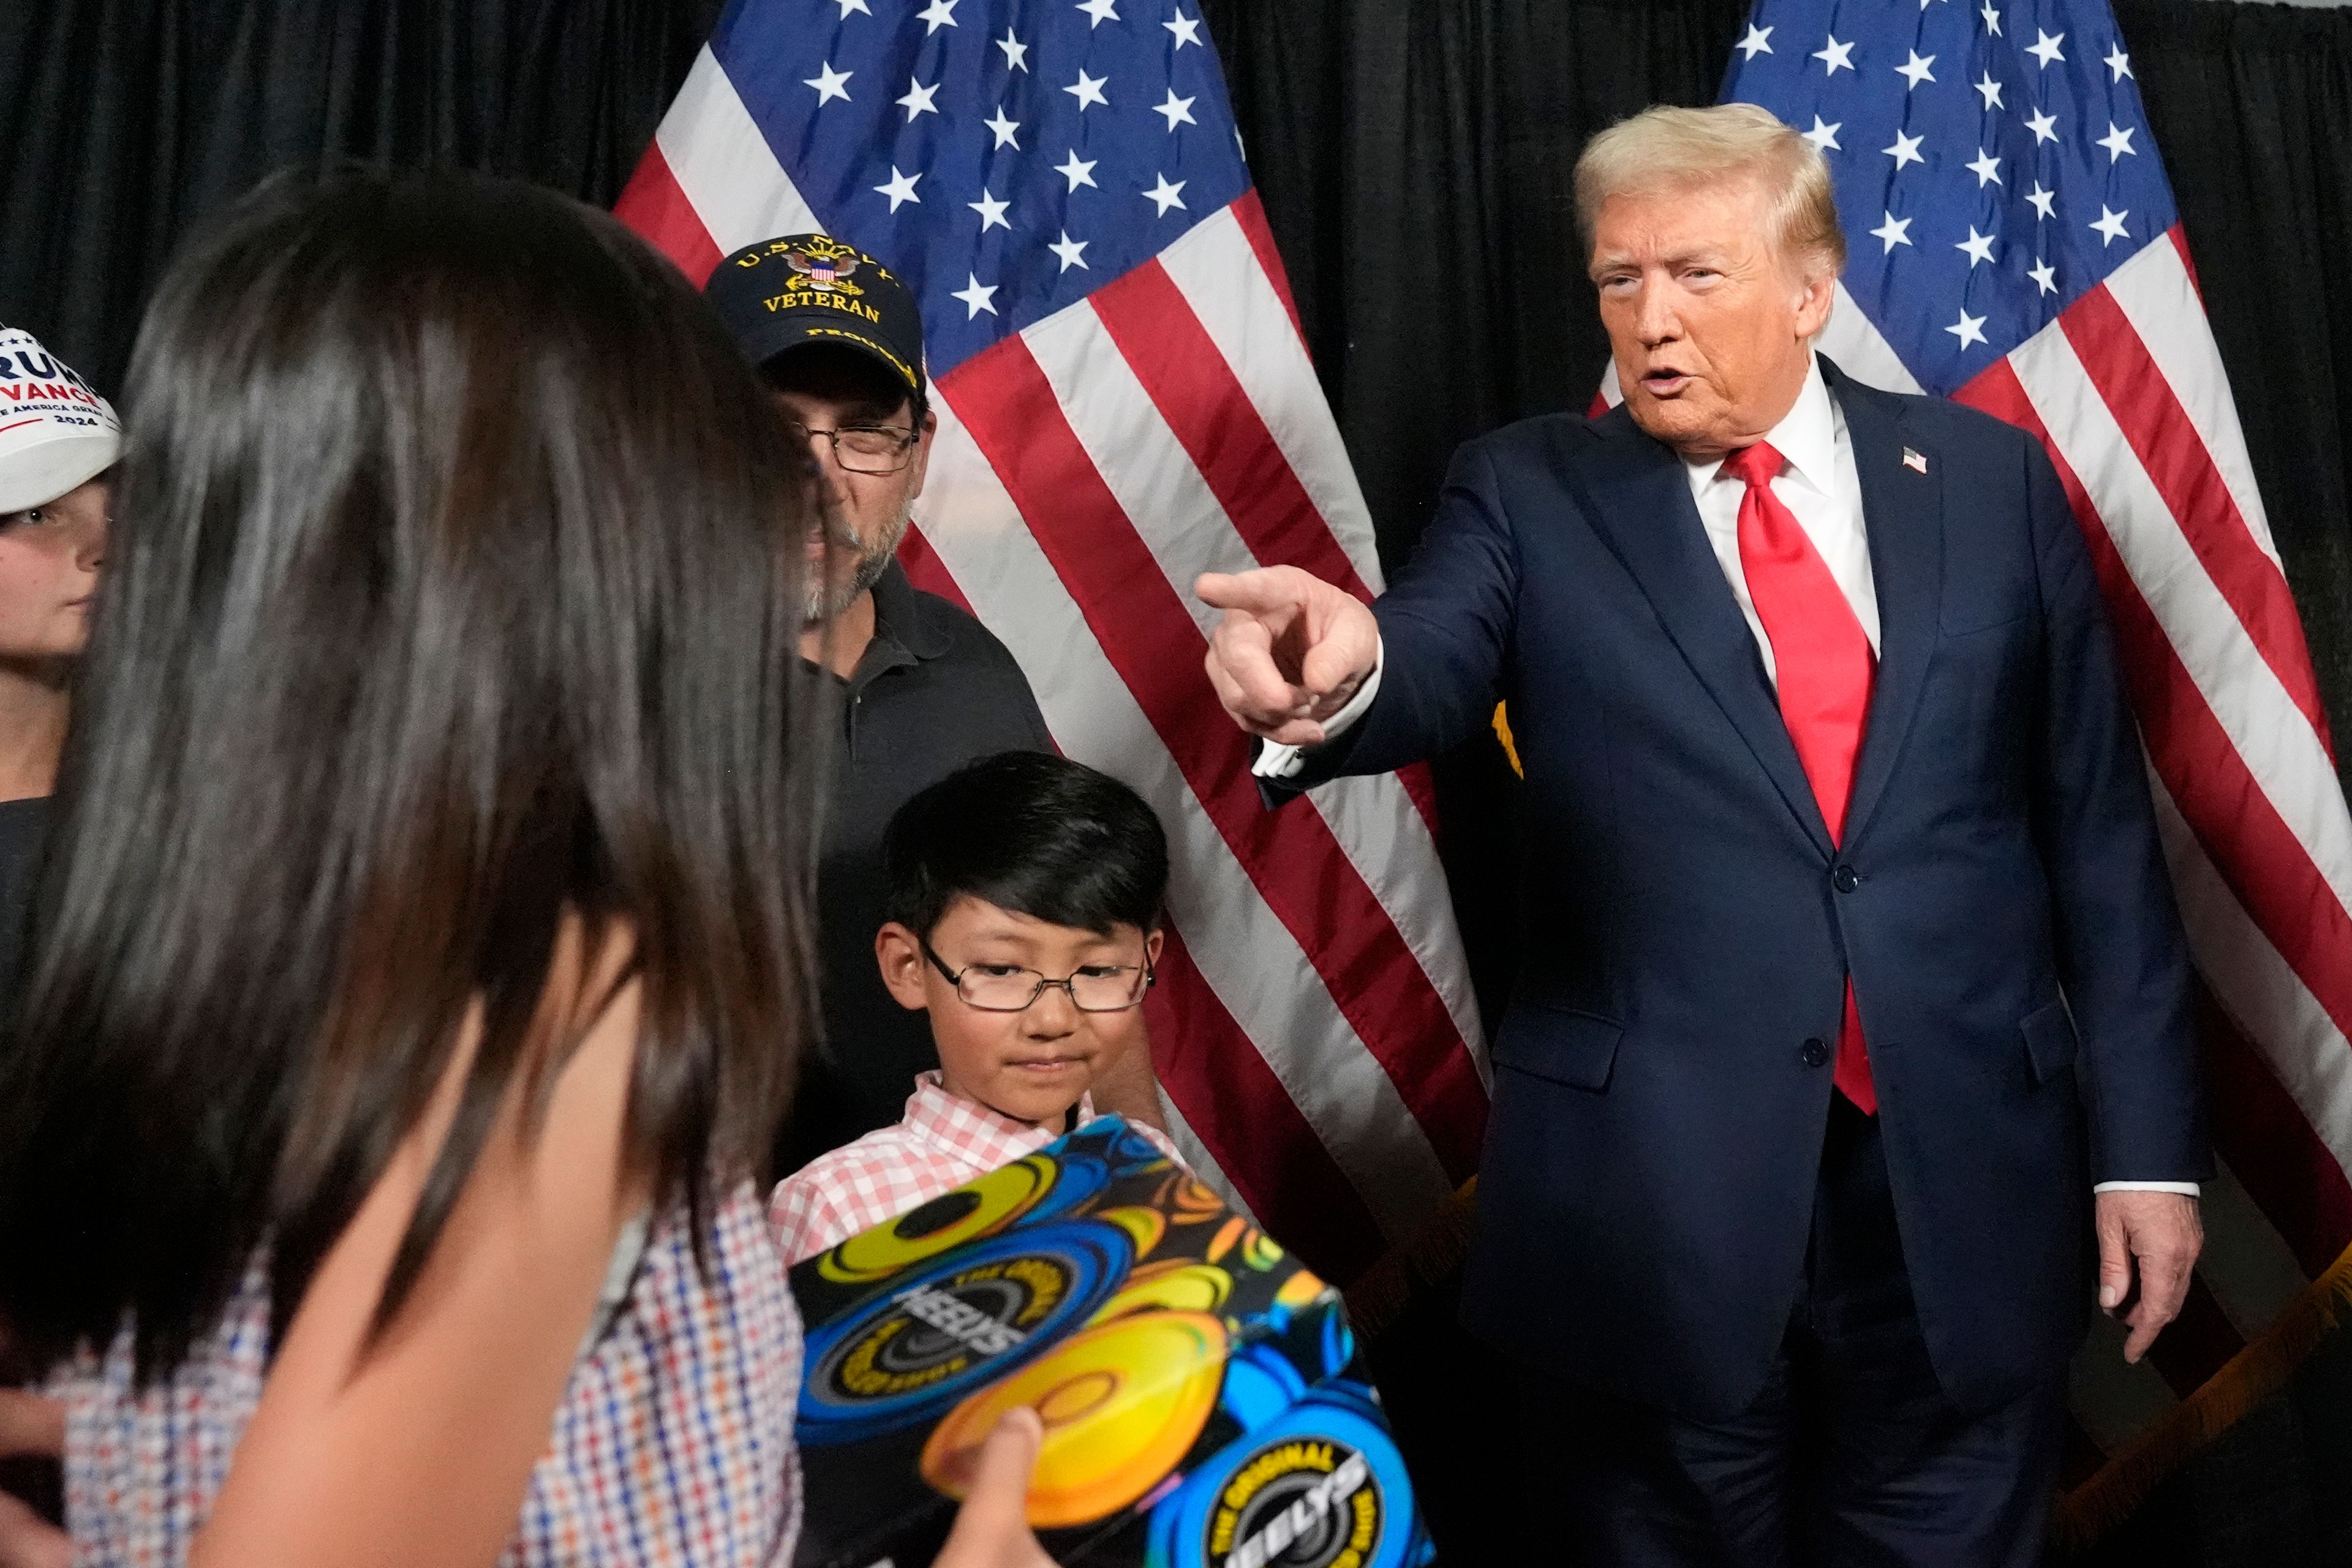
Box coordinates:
[968,189,1011,231]
[951,274,998,318]
[1974,72,2004,110]
[873,166,921,211]
[1155,89,1197,130]
[834,0,869,15]
[1946,309,1988,349]
[2097,122,2137,161]
[2105,43,2133,81]
[1814,36,1854,74]
[1065,69,1109,111]
[1803,116,1842,152]
[2026,181,2057,220]
[2090,205,2131,246]
[1870,211,1913,252]
[1966,149,2003,187]
[1144,174,1188,214]
[1955,225,1998,266]
[1076,0,1119,27]
[1896,50,1937,89]
[996,29,1028,70]
[1055,149,1098,190]
[1736,24,1773,59]
[804,62,853,104]
[2026,107,2059,145]
[897,77,941,120]
[1048,230,1090,271]
[1980,2,2002,33]
[1166,8,1202,47]
[2027,28,2065,67]
[2029,257,2059,295]
[984,107,1020,148]
[1883,129,1925,170]
[916,0,957,33]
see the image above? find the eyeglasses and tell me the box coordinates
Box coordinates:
[922,941,1156,1013]
[783,418,919,475]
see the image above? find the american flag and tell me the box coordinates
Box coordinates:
[1690,0,2352,1506]
[616,0,1490,1281]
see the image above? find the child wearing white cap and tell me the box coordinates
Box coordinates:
[0,325,115,998]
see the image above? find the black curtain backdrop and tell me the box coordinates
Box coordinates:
[5,1,2351,1562]
[0,0,723,394]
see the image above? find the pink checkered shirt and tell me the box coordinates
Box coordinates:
[56,1185,802,1567]
[769,1072,1186,1265]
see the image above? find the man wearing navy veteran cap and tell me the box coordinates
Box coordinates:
[707,235,1169,1177]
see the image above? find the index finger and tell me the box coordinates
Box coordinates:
[933,1408,1054,1568]
[1195,569,1298,616]
[2120,1257,2192,1363]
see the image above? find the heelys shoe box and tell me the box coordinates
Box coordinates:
[788,1116,1436,1568]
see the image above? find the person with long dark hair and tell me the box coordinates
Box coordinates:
[0,169,1054,1568]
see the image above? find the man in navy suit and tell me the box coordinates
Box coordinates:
[1199,104,2206,1563]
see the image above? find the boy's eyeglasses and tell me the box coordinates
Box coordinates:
[783,418,919,475]
[922,941,1156,1013]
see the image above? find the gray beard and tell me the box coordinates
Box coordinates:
[805,499,914,624]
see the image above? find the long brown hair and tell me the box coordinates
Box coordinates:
[0,168,822,1379]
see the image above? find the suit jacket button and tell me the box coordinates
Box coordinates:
[1801,1037,1831,1068]
[1832,864,1860,893]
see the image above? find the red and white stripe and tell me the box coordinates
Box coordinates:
[617,48,1490,1281]
[1601,232,2352,1455]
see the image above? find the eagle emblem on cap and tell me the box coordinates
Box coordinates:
[782,239,866,297]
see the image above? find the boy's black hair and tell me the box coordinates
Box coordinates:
[884,752,1168,941]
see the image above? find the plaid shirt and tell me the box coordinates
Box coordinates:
[59,1186,802,1567]
[769,1073,1186,1265]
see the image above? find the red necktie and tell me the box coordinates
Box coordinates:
[1721,442,1879,1115]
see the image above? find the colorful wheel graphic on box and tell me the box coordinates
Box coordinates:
[1092,1204,1170,1257]
[1101,1119,1180,1176]
[1087,1260,1234,1326]
[1160,1172,1231,1226]
[799,1219,1133,1444]
[815,1153,1059,1285]
[1146,1386,1429,1568]
[921,1310,1229,1528]
[1024,1149,1113,1223]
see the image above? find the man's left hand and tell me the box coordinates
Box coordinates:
[2095,1189,2203,1364]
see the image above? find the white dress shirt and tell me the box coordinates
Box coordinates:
[1685,355,1876,683]
[1249,355,2190,1196]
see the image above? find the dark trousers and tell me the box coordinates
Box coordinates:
[1513,1101,2068,1567]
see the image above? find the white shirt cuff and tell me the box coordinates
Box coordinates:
[1250,638,1384,780]
[2092,1182,2201,1196]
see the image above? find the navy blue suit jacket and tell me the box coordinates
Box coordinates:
[1279,359,2207,1420]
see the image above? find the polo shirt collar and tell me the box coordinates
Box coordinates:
[867,559,951,662]
[900,1069,1098,1177]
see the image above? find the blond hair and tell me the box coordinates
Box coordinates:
[1574,103,1847,281]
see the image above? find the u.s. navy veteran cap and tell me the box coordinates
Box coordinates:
[704,234,927,407]
[0,326,120,515]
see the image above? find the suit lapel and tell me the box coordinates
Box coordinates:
[1572,409,1837,860]
[1827,361,1945,849]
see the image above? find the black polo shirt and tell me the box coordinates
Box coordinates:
[778,562,1054,1177]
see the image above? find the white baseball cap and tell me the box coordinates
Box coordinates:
[0,326,121,514]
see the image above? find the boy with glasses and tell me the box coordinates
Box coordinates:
[769,752,1185,1265]
[706,238,1170,1175]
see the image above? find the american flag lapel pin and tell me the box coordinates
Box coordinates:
[1902,447,1928,475]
